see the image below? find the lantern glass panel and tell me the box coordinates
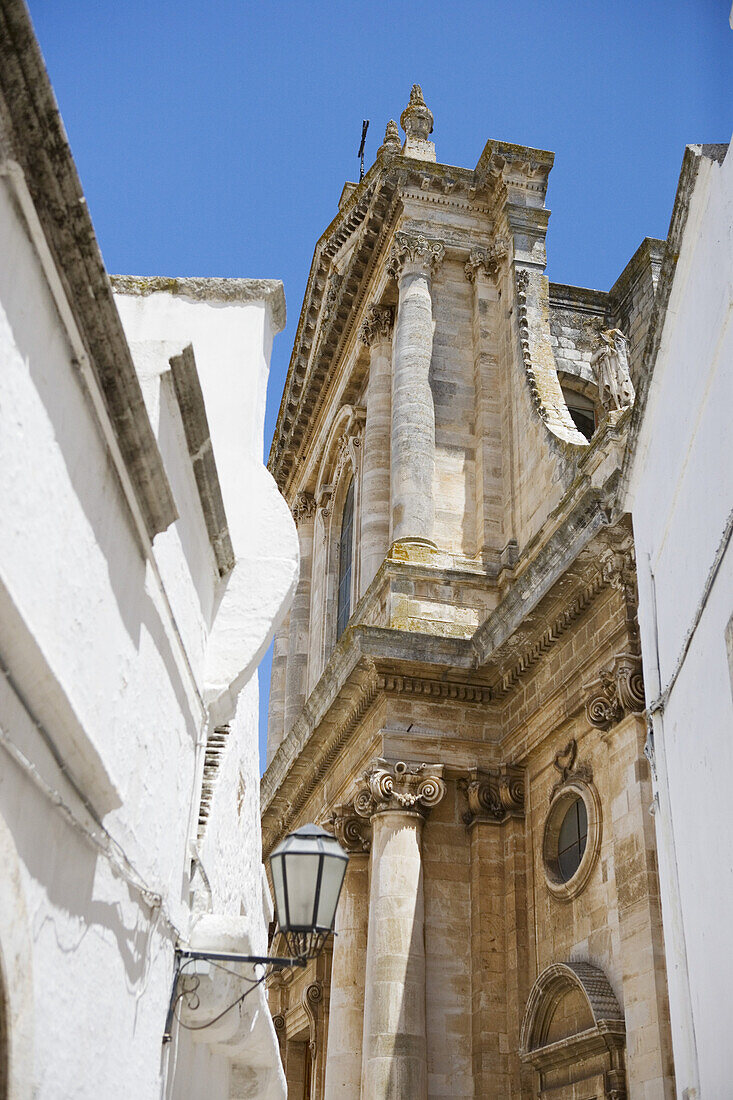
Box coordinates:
[270,851,287,927]
[283,852,320,928]
[315,852,347,930]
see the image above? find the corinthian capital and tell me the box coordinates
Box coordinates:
[353,759,445,818]
[387,231,445,280]
[464,240,509,282]
[291,491,316,526]
[360,304,395,348]
[459,765,525,826]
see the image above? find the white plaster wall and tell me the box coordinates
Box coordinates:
[627,142,733,1099]
[0,170,294,1098]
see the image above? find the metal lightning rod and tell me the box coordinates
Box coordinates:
[358,120,369,181]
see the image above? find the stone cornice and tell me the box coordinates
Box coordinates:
[111,276,286,332]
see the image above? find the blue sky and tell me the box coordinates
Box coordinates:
[28,1,731,770]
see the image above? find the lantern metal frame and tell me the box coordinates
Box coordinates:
[162,822,349,1045]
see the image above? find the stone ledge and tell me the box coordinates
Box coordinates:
[111,275,286,333]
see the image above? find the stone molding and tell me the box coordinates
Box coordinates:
[516,268,546,417]
[377,673,492,704]
[464,240,509,282]
[585,653,645,731]
[353,759,446,818]
[387,230,445,280]
[359,304,395,347]
[327,803,372,853]
[459,765,525,826]
[291,491,317,527]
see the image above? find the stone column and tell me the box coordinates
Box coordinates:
[284,492,316,734]
[265,608,290,766]
[388,231,444,546]
[357,760,446,1099]
[359,304,394,594]
[323,806,371,1100]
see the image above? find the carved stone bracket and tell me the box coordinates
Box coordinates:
[551,738,593,798]
[327,802,372,853]
[585,654,645,732]
[464,240,509,282]
[387,230,445,280]
[360,303,395,347]
[292,491,317,526]
[353,759,446,818]
[459,765,525,826]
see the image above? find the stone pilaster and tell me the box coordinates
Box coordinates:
[359,304,394,594]
[323,805,371,1100]
[356,760,445,1100]
[388,232,444,546]
[465,242,508,559]
[284,492,316,733]
[459,766,527,1098]
[265,608,290,765]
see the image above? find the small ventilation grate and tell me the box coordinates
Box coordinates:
[197,724,230,841]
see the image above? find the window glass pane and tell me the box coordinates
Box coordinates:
[557,796,588,882]
[336,479,354,640]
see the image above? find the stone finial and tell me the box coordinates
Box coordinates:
[591,328,635,413]
[459,766,525,826]
[353,759,445,818]
[360,304,394,347]
[400,84,436,162]
[387,230,445,280]
[378,119,402,157]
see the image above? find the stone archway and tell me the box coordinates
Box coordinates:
[520,961,626,1100]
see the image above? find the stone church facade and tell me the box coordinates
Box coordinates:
[263,87,675,1099]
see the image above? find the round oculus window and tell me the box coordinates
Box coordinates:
[556,796,588,882]
[542,780,601,900]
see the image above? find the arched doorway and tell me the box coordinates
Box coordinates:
[520,961,626,1099]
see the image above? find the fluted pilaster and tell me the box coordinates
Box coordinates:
[359,304,394,592]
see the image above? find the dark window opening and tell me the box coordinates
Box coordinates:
[557,796,588,882]
[562,387,596,441]
[336,479,354,640]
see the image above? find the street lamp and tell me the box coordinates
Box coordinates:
[163,822,349,1043]
[269,823,350,960]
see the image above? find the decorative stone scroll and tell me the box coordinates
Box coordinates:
[354,759,446,818]
[586,654,645,731]
[459,765,525,826]
[387,230,445,280]
[464,240,509,282]
[359,304,394,347]
[291,491,317,526]
[328,803,372,853]
[551,738,593,797]
[591,328,635,413]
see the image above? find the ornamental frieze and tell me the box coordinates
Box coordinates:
[354,759,446,818]
[585,653,645,731]
[459,765,525,826]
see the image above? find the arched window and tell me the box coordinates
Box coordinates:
[562,386,596,440]
[336,478,355,640]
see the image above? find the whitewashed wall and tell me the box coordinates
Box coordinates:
[627,141,733,1099]
[0,165,297,1098]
